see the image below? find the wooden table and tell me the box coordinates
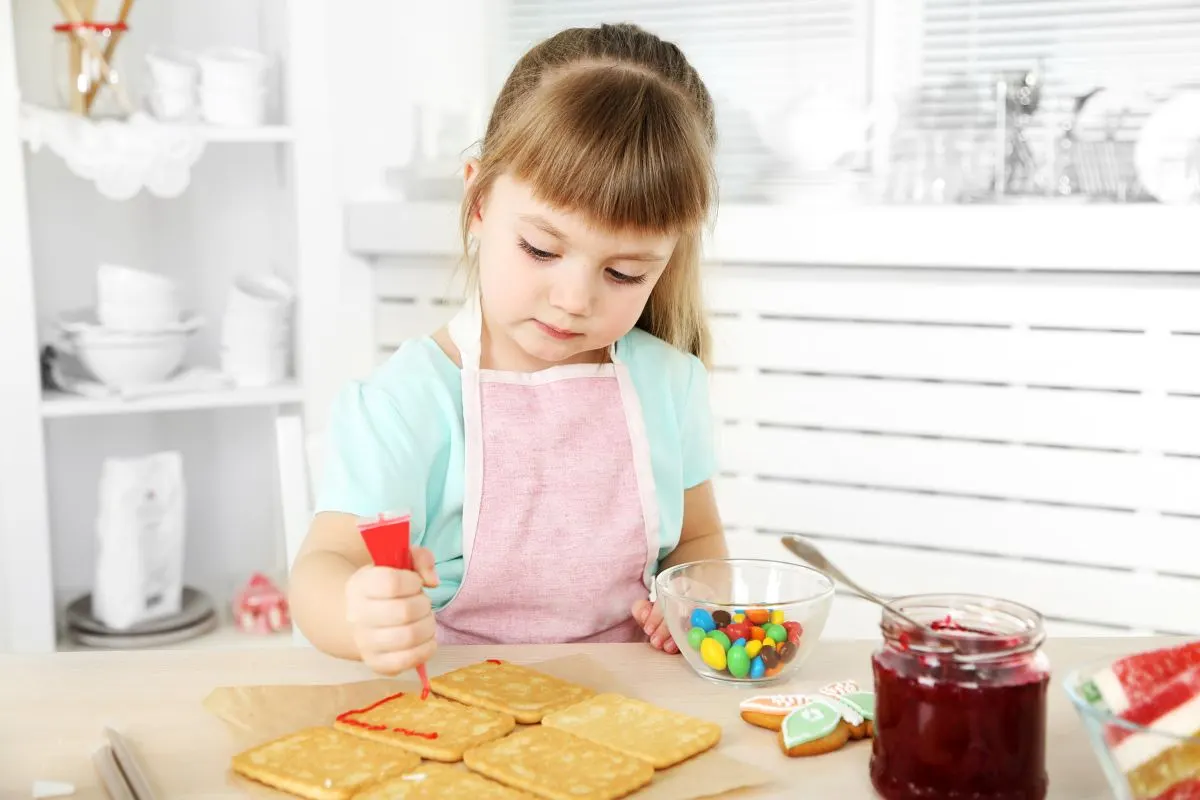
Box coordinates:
[0,637,1169,799]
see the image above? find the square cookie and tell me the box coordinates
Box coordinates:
[351,761,537,799]
[232,726,421,800]
[541,693,721,769]
[334,691,515,761]
[463,725,654,800]
[429,660,595,724]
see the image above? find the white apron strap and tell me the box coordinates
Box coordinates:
[610,344,662,591]
[448,294,484,568]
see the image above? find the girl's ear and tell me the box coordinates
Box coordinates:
[463,157,480,190]
[463,158,485,237]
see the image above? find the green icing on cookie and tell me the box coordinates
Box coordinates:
[838,691,876,721]
[781,698,844,748]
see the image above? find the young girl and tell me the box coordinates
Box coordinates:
[289,22,728,677]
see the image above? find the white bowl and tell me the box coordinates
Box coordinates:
[200,87,266,127]
[146,88,197,122]
[197,47,269,89]
[64,328,192,388]
[146,48,198,89]
[97,263,179,310]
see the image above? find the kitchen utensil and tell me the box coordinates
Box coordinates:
[781,535,924,630]
[57,322,196,388]
[655,557,834,686]
[101,728,160,800]
[83,0,135,112]
[357,512,432,699]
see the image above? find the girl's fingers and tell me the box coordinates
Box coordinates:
[630,598,652,626]
[411,546,440,588]
[642,603,664,638]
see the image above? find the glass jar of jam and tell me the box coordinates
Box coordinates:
[870,594,1050,800]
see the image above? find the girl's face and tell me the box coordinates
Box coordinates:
[468,172,678,370]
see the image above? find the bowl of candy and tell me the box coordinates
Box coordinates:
[1064,640,1200,800]
[655,558,834,686]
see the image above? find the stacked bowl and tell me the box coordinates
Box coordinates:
[58,264,201,389]
[220,273,293,387]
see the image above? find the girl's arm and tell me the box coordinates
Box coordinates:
[289,511,441,671]
[659,480,728,569]
[633,480,728,652]
[288,511,372,659]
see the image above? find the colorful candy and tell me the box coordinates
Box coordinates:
[750,656,766,679]
[700,637,727,670]
[684,606,804,681]
[764,623,788,643]
[728,645,750,678]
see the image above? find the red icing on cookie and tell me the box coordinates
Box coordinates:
[336,691,440,739]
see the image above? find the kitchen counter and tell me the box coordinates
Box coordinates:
[0,637,1172,799]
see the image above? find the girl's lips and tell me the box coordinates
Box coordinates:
[535,320,580,340]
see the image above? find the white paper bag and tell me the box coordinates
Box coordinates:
[93,451,186,630]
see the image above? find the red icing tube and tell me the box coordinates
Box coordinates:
[358,513,433,700]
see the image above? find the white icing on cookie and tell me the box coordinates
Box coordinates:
[819,679,861,698]
[739,694,813,715]
[830,698,864,726]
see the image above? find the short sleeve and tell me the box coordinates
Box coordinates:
[314,381,424,518]
[679,355,718,489]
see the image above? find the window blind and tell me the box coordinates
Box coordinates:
[496,0,872,200]
[905,0,1200,136]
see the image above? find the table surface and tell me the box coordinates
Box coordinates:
[0,636,1166,800]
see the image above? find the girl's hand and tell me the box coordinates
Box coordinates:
[345,546,441,676]
[631,598,679,655]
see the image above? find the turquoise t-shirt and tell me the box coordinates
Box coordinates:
[314,328,717,609]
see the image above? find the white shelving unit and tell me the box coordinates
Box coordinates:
[0,0,342,653]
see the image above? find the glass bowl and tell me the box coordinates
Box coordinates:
[1064,660,1200,799]
[655,558,835,687]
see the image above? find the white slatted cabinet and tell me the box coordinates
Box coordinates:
[351,201,1200,642]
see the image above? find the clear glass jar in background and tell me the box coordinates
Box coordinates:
[870,593,1051,800]
[53,21,130,119]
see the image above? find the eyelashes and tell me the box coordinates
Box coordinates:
[518,237,555,261]
[517,238,648,285]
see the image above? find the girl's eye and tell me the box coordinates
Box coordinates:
[607,268,648,285]
[518,238,556,261]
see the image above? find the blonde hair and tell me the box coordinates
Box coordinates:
[460,23,717,365]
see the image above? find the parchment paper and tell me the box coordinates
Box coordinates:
[203,654,774,799]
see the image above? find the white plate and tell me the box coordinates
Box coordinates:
[67,611,219,649]
[58,307,205,335]
[1135,89,1200,204]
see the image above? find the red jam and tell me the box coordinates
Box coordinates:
[870,596,1050,800]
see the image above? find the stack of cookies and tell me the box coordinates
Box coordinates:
[231,659,722,800]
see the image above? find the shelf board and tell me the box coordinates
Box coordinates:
[41,382,304,419]
[191,124,295,143]
[57,621,297,653]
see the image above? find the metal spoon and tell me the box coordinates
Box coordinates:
[781,535,924,629]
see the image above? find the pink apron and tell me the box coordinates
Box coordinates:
[435,296,660,645]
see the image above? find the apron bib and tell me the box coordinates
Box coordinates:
[435,295,660,644]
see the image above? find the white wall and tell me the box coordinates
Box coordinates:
[320,0,493,392]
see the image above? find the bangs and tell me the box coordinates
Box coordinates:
[487,63,715,234]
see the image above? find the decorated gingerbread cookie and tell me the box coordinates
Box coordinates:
[777,697,851,757]
[739,694,814,731]
[819,680,876,739]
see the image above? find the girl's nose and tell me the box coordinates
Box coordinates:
[549,269,593,317]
